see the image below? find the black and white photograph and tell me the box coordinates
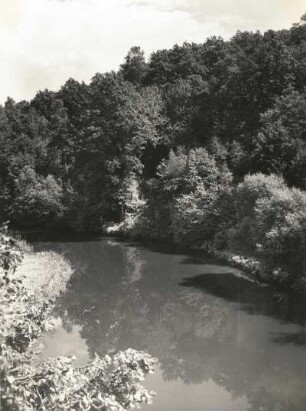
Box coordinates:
[1,1,306,410]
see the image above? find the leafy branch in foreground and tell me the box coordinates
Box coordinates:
[5,349,156,411]
[0,224,157,410]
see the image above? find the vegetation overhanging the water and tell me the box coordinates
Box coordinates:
[0,224,157,410]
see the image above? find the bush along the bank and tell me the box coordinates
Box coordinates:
[227,174,306,288]
[131,147,233,241]
[128,148,306,288]
[0,223,157,411]
[200,172,306,288]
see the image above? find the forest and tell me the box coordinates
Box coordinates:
[1,14,306,287]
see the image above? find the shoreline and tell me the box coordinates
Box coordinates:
[20,225,299,293]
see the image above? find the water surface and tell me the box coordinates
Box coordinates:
[32,237,306,411]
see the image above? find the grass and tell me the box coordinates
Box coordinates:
[15,251,74,301]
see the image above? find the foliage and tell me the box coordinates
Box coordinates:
[8,166,66,225]
[1,14,306,285]
[173,183,233,247]
[227,174,306,286]
[0,222,25,275]
[131,147,233,242]
[1,15,305,228]
[120,47,148,85]
[4,349,156,411]
[251,89,306,188]
[0,228,157,410]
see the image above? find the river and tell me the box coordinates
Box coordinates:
[30,235,306,411]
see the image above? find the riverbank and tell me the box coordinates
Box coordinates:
[15,250,74,299]
[101,173,306,292]
[18,220,305,292]
[30,235,306,411]
[0,227,157,411]
[10,168,306,293]
[102,218,306,292]
[102,222,263,284]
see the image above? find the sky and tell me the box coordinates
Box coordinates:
[0,0,306,103]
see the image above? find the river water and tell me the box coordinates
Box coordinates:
[31,236,306,411]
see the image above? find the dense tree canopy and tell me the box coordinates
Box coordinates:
[1,15,306,286]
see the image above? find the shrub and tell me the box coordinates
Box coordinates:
[8,166,66,225]
[254,187,306,285]
[139,147,233,241]
[172,183,233,247]
[228,173,306,286]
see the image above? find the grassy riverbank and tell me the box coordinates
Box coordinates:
[0,226,156,411]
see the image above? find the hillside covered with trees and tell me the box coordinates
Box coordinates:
[1,15,306,287]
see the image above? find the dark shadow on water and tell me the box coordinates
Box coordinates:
[24,230,229,267]
[272,331,306,347]
[116,238,188,256]
[118,239,228,266]
[22,230,105,243]
[180,256,226,265]
[180,273,306,328]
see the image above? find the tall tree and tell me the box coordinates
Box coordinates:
[120,47,148,85]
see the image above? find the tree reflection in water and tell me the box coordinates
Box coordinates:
[34,238,306,411]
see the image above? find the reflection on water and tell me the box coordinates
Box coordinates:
[33,237,306,411]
